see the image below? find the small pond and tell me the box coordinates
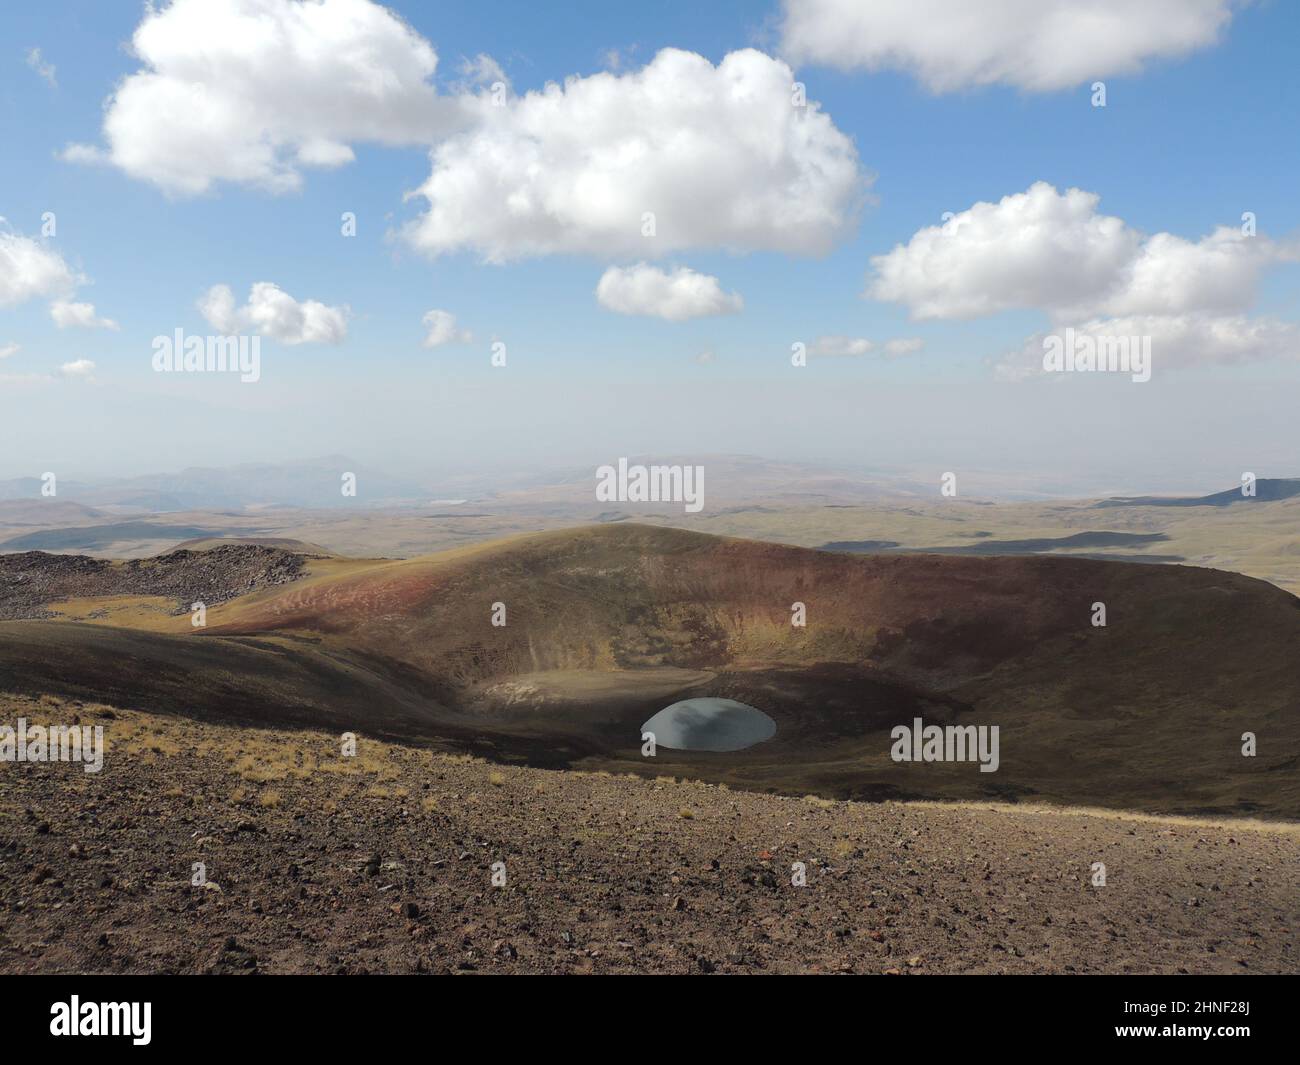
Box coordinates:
[641,697,776,752]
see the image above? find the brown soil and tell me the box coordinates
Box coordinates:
[1,695,1294,975]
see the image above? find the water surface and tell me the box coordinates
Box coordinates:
[641,697,776,752]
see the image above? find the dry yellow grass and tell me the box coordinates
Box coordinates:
[10,694,1299,837]
[42,595,186,631]
[903,799,1300,838]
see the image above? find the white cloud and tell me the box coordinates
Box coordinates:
[26,47,57,88]
[996,315,1300,379]
[869,182,1290,321]
[404,47,866,261]
[421,309,472,348]
[64,0,464,196]
[454,54,508,91]
[0,355,111,386]
[883,337,924,357]
[872,182,1300,375]
[199,283,349,344]
[0,231,78,308]
[1101,226,1280,318]
[50,300,120,331]
[0,342,19,360]
[808,335,924,358]
[596,264,743,321]
[780,0,1239,92]
[58,359,96,379]
[810,335,874,358]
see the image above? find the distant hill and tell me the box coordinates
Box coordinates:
[166,536,334,555]
[483,454,923,514]
[2,525,1296,818]
[1097,478,1300,508]
[0,477,96,501]
[823,531,1175,557]
[0,543,309,620]
[0,454,922,515]
[0,457,428,511]
[0,499,105,525]
[0,522,247,552]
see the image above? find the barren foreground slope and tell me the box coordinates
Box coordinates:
[1,695,1295,975]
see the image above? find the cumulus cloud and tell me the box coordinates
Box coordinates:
[868,182,1290,321]
[58,359,96,379]
[996,315,1300,379]
[0,342,19,360]
[870,182,1299,375]
[0,231,118,329]
[0,231,78,308]
[63,0,464,196]
[421,309,472,348]
[596,264,743,321]
[780,0,1239,92]
[404,47,866,261]
[51,300,119,331]
[199,282,348,344]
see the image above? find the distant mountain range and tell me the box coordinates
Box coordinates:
[0,454,925,513]
[0,457,430,511]
[1096,478,1300,508]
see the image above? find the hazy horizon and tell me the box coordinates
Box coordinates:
[4,1,1299,497]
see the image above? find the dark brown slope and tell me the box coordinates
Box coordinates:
[1,525,1297,816]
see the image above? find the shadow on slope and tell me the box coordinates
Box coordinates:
[1,525,1297,818]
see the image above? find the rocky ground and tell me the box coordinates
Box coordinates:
[0,546,308,620]
[0,693,1295,975]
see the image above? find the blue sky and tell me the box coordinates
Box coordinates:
[1,0,1298,493]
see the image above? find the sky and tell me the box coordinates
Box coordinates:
[1,0,1298,496]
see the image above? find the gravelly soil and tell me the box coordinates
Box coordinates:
[0,546,308,620]
[1,695,1295,975]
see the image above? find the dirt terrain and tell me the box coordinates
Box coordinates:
[0,694,1295,975]
[0,545,310,621]
[2,526,1297,818]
